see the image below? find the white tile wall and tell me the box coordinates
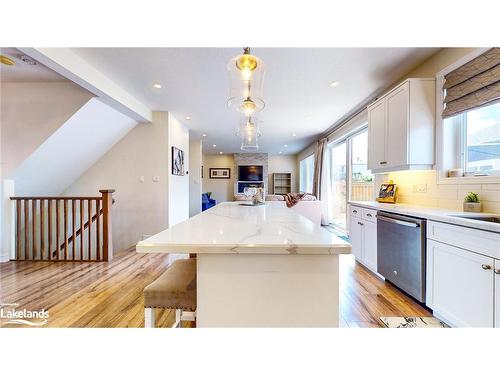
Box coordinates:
[379,170,500,214]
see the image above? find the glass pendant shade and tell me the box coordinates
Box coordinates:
[227,48,265,115]
[238,116,261,151]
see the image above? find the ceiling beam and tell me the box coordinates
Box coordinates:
[18,48,152,122]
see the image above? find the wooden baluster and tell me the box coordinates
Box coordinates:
[24,199,29,260]
[48,200,53,260]
[96,199,101,261]
[16,200,21,260]
[56,200,60,261]
[100,190,114,262]
[72,199,76,260]
[80,199,84,260]
[32,199,37,260]
[88,199,92,260]
[40,199,45,260]
[64,199,68,260]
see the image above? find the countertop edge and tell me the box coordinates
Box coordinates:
[348,201,500,234]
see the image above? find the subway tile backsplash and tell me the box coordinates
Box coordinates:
[375,170,500,214]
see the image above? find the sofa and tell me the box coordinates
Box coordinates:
[202,193,216,211]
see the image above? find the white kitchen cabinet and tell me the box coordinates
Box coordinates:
[367,78,435,173]
[362,220,377,271]
[349,215,363,261]
[496,260,500,328]
[367,99,386,171]
[348,205,378,274]
[426,239,494,328]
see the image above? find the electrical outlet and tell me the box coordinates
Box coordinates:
[413,183,427,193]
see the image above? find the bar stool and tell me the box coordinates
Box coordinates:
[144,258,196,328]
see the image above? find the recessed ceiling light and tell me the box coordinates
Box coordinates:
[279,151,282,154]
[330,81,340,87]
[153,83,162,89]
[213,144,217,148]
[202,134,207,137]
[185,116,191,120]
[284,144,288,148]
[292,133,297,137]
[219,151,223,155]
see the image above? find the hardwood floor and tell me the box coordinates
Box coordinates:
[0,249,431,328]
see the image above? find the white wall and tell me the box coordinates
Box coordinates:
[167,114,190,226]
[63,112,169,253]
[1,81,93,177]
[11,98,137,196]
[189,139,202,217]
[202,154,235,203]
[268,155,299,193]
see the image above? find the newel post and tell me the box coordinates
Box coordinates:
[100,189,115,261]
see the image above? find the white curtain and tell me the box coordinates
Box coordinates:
[312,138,332,225]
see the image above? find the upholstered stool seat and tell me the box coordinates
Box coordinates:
[144,258,197,328]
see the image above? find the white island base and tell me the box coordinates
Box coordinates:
[197,253,339,327]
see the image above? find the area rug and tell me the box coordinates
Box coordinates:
[380,317,449,328]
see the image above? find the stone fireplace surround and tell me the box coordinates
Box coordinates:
[233,153,269,195]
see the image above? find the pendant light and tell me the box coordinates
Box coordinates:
[238,116,261,151]
[227,47,265,115]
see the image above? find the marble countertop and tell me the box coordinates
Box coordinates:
[349,201,500,233]
[136,202,351,255]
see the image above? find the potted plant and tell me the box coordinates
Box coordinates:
[463,192,481,213]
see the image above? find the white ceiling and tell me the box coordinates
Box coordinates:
[69,48,439,155]
[0,48,66,82]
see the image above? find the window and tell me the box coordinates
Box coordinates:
[326,127,373,231]
[438,48,500,182]
[464,103,500,174]
[299,154,314,194]
[443,101,500,176]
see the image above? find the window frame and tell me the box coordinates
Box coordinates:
[299,153,315,194]
[435,47,500,184]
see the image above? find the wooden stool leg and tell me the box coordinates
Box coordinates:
[145,308,155,328]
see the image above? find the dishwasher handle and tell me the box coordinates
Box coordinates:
[376,214,420,228]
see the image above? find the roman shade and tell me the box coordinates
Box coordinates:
[442,48,500,118]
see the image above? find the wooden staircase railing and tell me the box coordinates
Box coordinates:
[54,198,115,258]
[10,190,115,262]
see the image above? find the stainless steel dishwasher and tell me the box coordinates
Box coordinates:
[377,211,426,303]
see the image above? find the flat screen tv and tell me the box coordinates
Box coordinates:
[238,165,263,181]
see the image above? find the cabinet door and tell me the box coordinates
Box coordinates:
[385,82,409,168]
[495,260,500,328]
[362,220,377,272]
[427,239,494,327]
[349,216,363,261]
[367,99,386,170]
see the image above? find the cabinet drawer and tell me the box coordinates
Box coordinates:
[427,221,500,259]
[361,208,377,223]
[349,205,361,218]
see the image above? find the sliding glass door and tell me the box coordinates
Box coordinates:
[327,127,373,231]
[350,131,373,202]
[330,142,347,229]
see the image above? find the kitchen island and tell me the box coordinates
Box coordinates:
[136,201,351,327]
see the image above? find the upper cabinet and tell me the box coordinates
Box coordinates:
[367,78,435,173]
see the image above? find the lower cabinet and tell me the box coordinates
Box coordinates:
[362,220,377,271]
[348,213,377,273]
[426,239,495,327]
[496,260,500,328]
[349,216,363,261]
